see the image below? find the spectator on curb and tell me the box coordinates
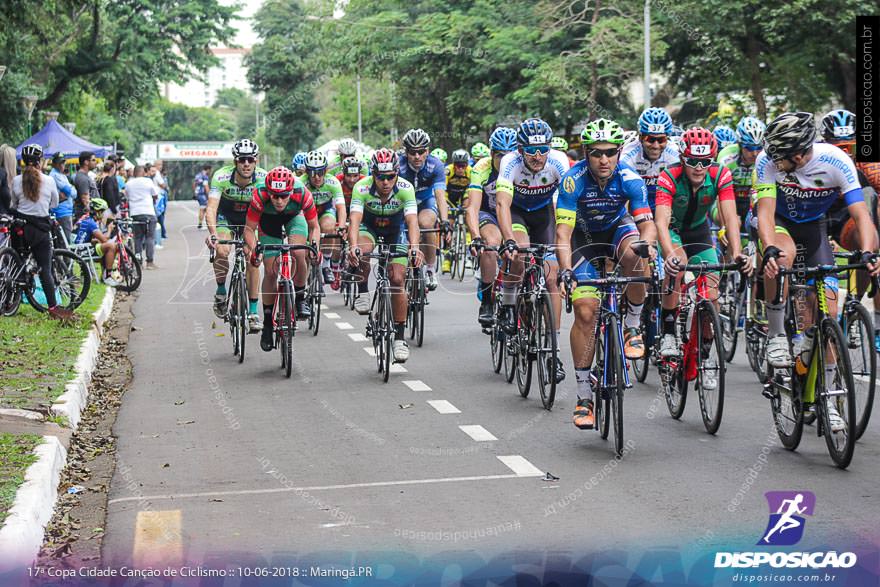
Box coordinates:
[152,159,169,244]
[73,151,99,218]
[100,160,120,217]
[0,144,16,214]
[49,154,76,241]
[11,144,72,320]
[194,164,212,230]
[72,197,120,287]
[126,165,159,270]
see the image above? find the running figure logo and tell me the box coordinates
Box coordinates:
[758,491,816,546]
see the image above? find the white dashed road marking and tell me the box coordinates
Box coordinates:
[459,425,497,442]
[348,333,367,341]
[335,322,354,330]
[403,380,431,391]
[497,455,543,477]
[427,400,461,414]
[325,312,340,319]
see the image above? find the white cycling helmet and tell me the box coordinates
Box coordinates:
[337,138,358,157]
[305,150,328,172]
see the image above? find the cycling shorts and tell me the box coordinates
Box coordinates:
[259,215,309,258]
[670,222,718,266]
[316,200,337,220]
[510,204,554,246]
[418,196,439,216]
[359,224,410,267]
[571,215,640,301]
[761,215,838,291]
[478,210,498,229]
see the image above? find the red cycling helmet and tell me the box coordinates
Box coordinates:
[371,148,400,174]
[265,166,296,196]
[681,127,718,159]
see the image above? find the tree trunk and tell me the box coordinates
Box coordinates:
[587,0,602,118]
[835,56,856,111]
[745,32,767,119]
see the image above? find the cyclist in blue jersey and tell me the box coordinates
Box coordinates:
[556,119,657,429]
[398,128,449,290]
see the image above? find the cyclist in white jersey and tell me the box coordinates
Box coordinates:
[620,107,680,213]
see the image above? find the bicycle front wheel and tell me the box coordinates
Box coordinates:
[30,249,91,311]
[515,294,533,398]
[115,245,142,292]
[696,302,725,434]
[820,318,857,468]
[280,281,294,378]
[455,225,467,282]
[595,327,611,440]
[0,248,24,317]
[631,303,653,383]
[309,265,322,336]
[381,288,393,382]
[610,318,625,457]
[534,292,558,410]
[719,272,740,362]
[841,303,875,440]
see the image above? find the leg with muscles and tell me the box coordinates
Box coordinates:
[353,231,375,315]
[212,227,232,318]
[619,233,648,359]
[418,204,439,289]
[500,228,530,334]
[390,258,410,362]
[319,213,337,283]
[762,229,797,367]
[477,218,502,326]
[243,225,262,332]
[570,287,600,429]
[660,237,687,359]
[260,255,279,351]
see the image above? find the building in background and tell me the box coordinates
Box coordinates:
[164,48,251,108]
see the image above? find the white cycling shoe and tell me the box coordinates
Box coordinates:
[393,339,410,363]
[247,312,263,333]
[659,334,680,358]
[825,401,846,433]
[354,295,370,315]
[767,335,792,368]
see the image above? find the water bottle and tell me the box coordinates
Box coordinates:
[800,326,816,366]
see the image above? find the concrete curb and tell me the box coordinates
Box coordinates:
[0,436,67,573]
[50,287,115,429]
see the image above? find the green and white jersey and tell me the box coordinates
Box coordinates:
[209,165,268,222]
[350,176,417,222]
[304,174,345,209]
[717,143,757,217]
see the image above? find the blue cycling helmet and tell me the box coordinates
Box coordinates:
[489,127,518,152]
[291,152,307,170]
[516,118,553,147]
[637,107,673,135]
[821,109,855,142]
[713,125,738,149]
[670,125,684,137]
[736,116,766,148]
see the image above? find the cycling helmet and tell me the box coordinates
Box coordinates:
[232,138,259,159]
[669,136,685,152]
[471,142,490,159]
[304,150,328,172]
[431,148,448,163]
[763,112,816,159]
[451,149,469,164]
[712,125,738,150]
[371,148,400,173]
[402,128,431,150]
[89,197,108,213]
[580,119,626,145]
[670,124,684,137]
[623,130,639,145]
[489,127,518,152]
[681,127,718,159]
[821,109,855,142]
[265,166,296,196]
[736,116,766,149]
[20,144,44,165]
[337,138,358,157]
[341,156,363,175]
[516,118,553,147]
[291,152,307,171]
[637,107,673,135]
[550,137,569,151]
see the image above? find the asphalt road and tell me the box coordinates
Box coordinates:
[103,202,880,569]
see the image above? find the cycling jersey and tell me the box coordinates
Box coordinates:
[619,141,679,211]
[336,172,365,211]
[656,163,734,231]
[496,149,569,212]
[210,165,268,225]
[716,144,757,219]
[73,214,101,245]
[350,176,417,231]
[754,142,862,223]
[857,162,880,194]
[556,161,652,234]
[445,163,472,207]
[469,156,500,213]
[303,174,345,217]
[397,154,446,203]
[247,179,316,238]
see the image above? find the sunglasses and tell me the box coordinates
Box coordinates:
[375,173,397,181]
[307,168,326,175]
[407,149,427,156]
[742,145,763,152]
[642,135,668,145]
[269,192,290,199]
[588,147,620,159]
[683,157,712,169]
[236,157,256,164]
[522,145,550,156]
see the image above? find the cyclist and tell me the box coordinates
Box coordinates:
[336,156,366,213]
[712,125,738,150]
[496,117,569,383]
[206,139,267,332]
[442,149,472,273]
[398,128,449,290]
[292,152,308,178]
[328,138,359,177]
[655,127,751,374]
[431,148,448,164]
[347,148,424,363]
[714,116,766,252]
[555,118,657,430]
[302,150,347,284]
[72,197,121,287]
[756,112,879,374]
[243,166,320,352]
[669,124,685,152]
[466,127,518,326]
[471,142,490,164]
[620,107,680,213]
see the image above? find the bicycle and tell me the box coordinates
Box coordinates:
[306,238,327,336]
[630,257,661,383]
[660,261,739,435]
[565,242,655,457]
[405,260,426,347]
[0,216,91,316]
[506,243,559,410]
[717,233,755,363]
[361,241,413,382]
[833,251,876,441]
[258,241,318,378]
[211,237,248,363]
[762,261,865,468]
[445,206,471,281]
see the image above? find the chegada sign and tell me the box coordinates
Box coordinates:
[138,142,234,162]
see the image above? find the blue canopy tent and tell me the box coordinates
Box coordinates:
[15,119,113,161]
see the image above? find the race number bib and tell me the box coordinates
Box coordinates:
[691,144,711,156]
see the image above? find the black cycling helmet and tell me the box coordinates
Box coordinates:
[763,112,816,160]
[402,128,430,151]
[232,138,259,159]
[20,144,44,165]
[450,149,469,164]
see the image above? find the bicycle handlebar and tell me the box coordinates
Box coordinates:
[257,243,318,255]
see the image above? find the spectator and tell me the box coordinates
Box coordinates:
[100,160,120,217]
[49,154,76,241]
[72,197,120,287]
[10,144,72,320]
[73,151,99,218]
[0,144,16,214]
[126,166,159,269]
[193,164,212,230]
[152,159,169,244]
